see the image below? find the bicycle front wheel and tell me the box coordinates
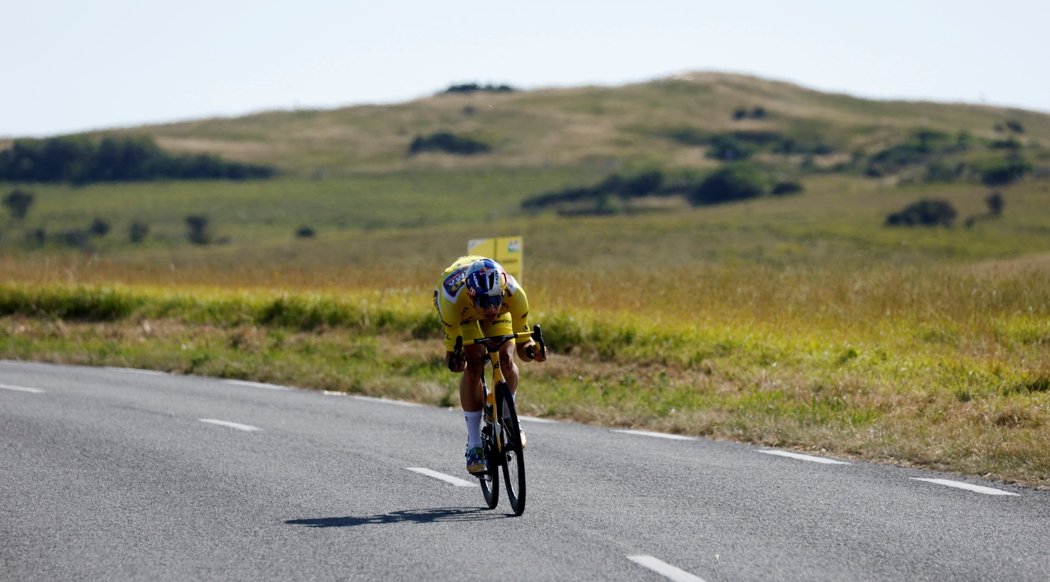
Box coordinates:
[479,423,499,509]
[496,382,526,516]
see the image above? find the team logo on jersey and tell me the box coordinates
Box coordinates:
[442,265,470,298]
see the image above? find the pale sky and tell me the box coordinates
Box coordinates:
[4,0,1048,138]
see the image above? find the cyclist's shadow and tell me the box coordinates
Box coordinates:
[285,507,503,528]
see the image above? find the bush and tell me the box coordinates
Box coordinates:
[442,83,515,95]
[771,181,803,196]
[979,156,1031,186]
[885,198,957,227]
[129,222,150,244]
[89,218,110,237]
[521,171,665,211]
[296,226,316,239]
[408,132,491,156]
[924,161,968,183]
[0,136,276,184]
[185,215,211,245]
[706,135,753,161]
[986,191,1004,216]
[56,230,92,249]
[3,189,35,220]
[687,163,769,206]
[866,130,963,176]
[732,106,767,120]
[25,228,46,247]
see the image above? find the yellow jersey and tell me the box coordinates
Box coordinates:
[434,255,532,351]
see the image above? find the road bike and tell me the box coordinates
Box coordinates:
[454,325,545,516]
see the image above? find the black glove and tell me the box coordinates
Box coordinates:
[446,351,466,372]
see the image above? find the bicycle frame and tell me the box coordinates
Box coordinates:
[454,328,540,449]
[454,325,544,515]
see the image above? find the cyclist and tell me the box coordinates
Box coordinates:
[434,256,548,474]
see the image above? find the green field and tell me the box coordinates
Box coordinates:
[2,73,1048,487]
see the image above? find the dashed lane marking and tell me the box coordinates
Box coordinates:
[520,415,558,424]
[406,467,477,487]
[350,395,422,407]
[0,383,45,394]
[911,478,1019,496]
[198,418,261,432]
[759,449,850,465]
[627,555,707,582]
[613,429,697,441]
[103,367,167,376]
[222,379,289,391]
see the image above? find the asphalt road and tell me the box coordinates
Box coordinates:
[2,360,1048,581]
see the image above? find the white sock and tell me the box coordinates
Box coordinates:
[464,410,483,449]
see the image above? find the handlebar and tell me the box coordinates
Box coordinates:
[454,325,546,358]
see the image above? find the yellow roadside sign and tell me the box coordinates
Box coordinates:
[467,236,524,283]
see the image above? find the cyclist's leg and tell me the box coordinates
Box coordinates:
[459,321,487,470]
[480,313,518,395]
[460,343,486,411]
[498,340,519,395]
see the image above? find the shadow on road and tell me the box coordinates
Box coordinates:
[285,506,505,528]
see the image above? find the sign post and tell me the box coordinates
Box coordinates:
[468,236,524,282]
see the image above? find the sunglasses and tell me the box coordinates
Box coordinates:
[474,294,503,309]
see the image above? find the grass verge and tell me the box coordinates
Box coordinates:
[1,281,1046,488]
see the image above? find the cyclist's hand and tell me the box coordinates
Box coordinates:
[446,351,466,373]
[524,341,548,363]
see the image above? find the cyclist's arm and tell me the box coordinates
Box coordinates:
[437,289,465,353]
[505,282,531,345]
[506,284,546,362]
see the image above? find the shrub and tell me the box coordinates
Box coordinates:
[1005,120,1025,133]
[732,106,767,120]
[129,222,149,244]
[706,135,753,161]
[3,189,34,220]
[885,198,957,227]
[687,163,769,206]
[408,132,491,156]
[25,228,46,247]
[185,215,211,245]
[0,136,276,184]
[296,226,316,239]
[924,161,968,182]
[866,130,961,176]
[56,229,92,249]
[986,191,1004,216]
[771,181,803,196]
[521,170,666,211]
[89,218,110,237]
[442,83,515,95]
[978,156,1031,186]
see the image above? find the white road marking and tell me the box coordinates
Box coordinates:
[627,555,707,582]
[759,449,849,465]
[223,379,289,391]
[520,415,557,424]
[613,429,696,441]
[351,395,421,407]
[406,467,477,487]
[0,383,45,394]
[198,418,261,432]
[103,367,166,376]
[911,478,1019,497]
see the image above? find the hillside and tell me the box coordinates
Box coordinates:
[65,72,1050,178]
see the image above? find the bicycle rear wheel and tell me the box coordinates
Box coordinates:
[496,383,526,516]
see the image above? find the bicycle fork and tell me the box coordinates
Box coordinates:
[482,363,507,454]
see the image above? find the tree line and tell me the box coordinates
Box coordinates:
[0,135,276,184]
